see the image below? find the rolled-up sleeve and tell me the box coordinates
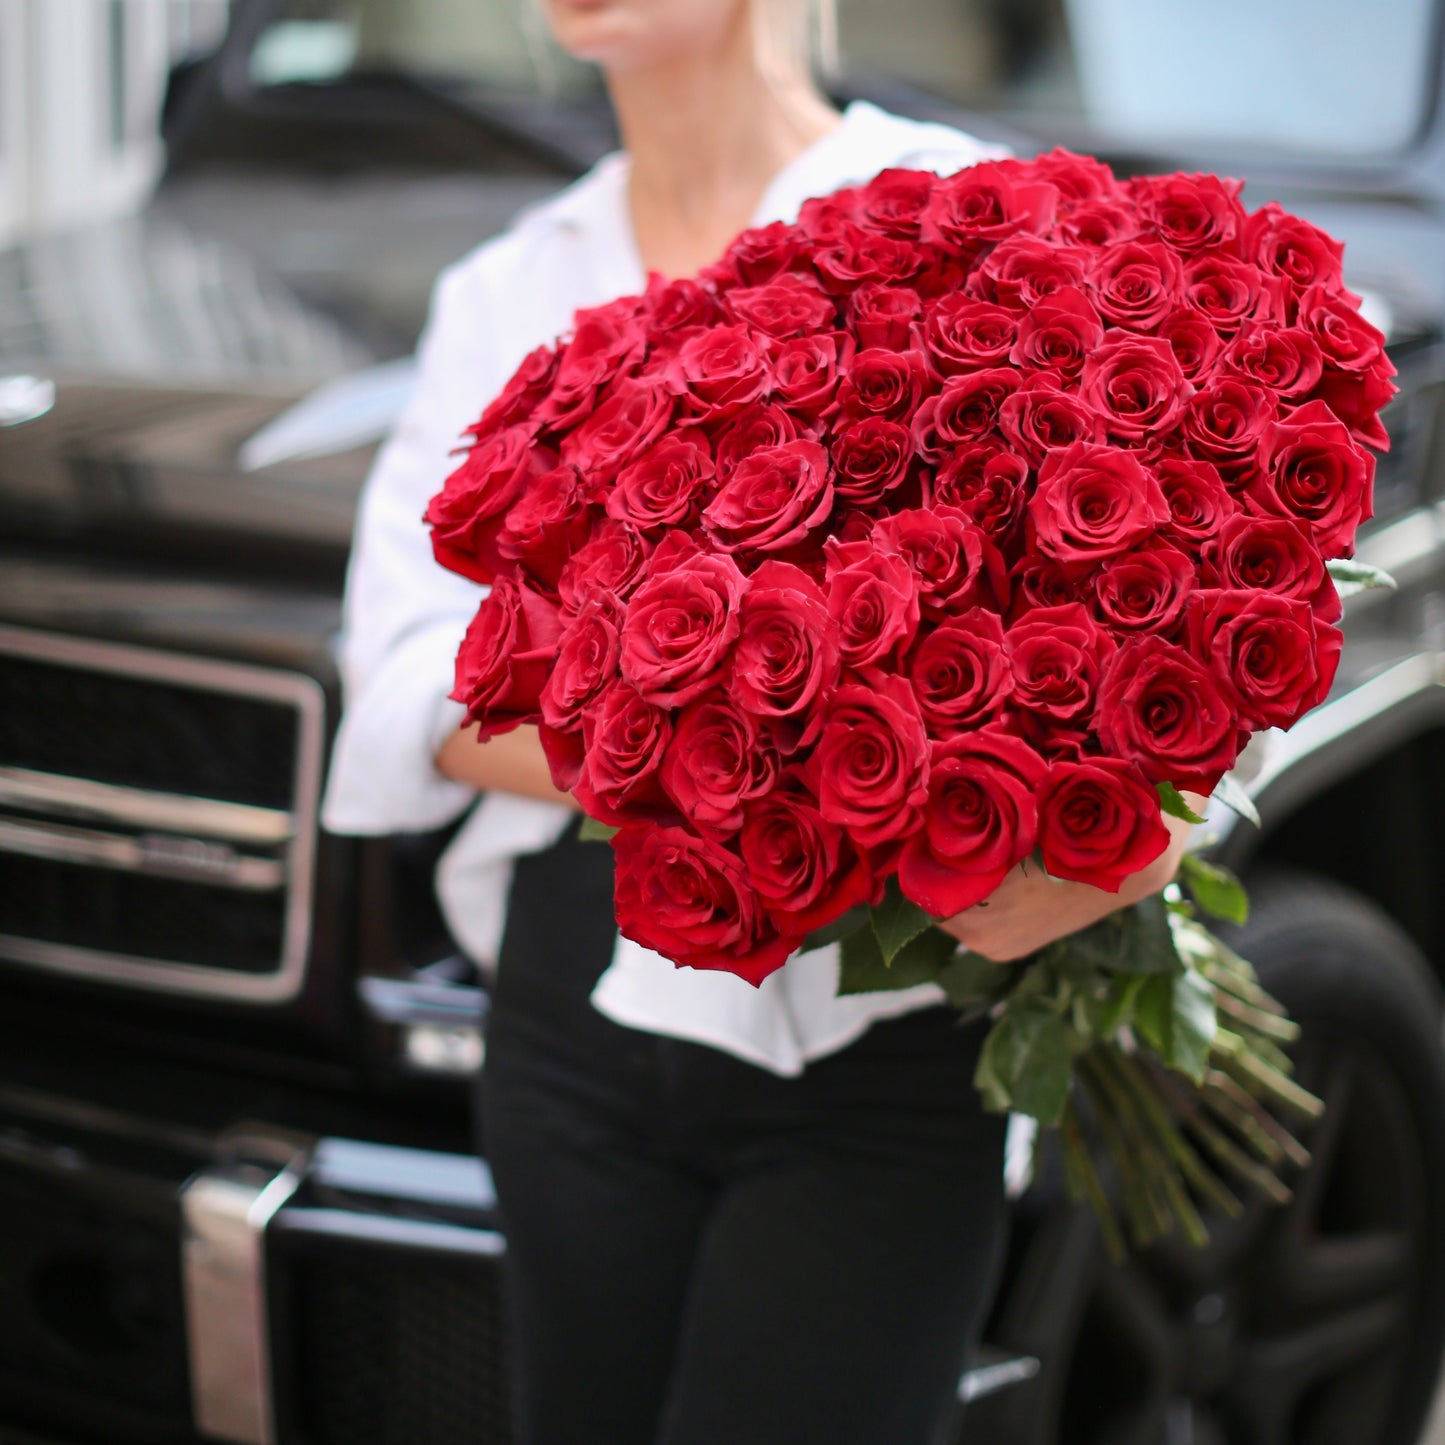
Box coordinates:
[321,260,495,834]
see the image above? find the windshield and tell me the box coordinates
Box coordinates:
[255,0,1441,160]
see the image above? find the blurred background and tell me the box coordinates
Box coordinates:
[2,4,1445,1445]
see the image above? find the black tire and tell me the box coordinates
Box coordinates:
[963,867,1445,1445]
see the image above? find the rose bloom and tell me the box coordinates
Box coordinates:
[1222,323,1324,399]
[1180,378,1279,474]
[450,575,561,739]
[1155,307,1222,383]
[539,600,622,737]
[660,696,779,833]
[856,168,936,238]
[612,825,801,985]
[561,374,674,483]
[739,787,874,936]
[896,728,1045,917]
[832,417,916,506]
[712,404,800,479]
[607,435,715,533]
[872,507,999,619]
[556,519,652,622]
[1037,758,1172,892]
[848,283,922,350]
[835,347,931,421]
[1248,399,1375,558]
[534,300,648,429]
[1131,171,1245,255]
[620,547,748,706]
[913,368,1020,461]
[1187,588,1342,730]
[999,377,1106,465]
[573,680,673,824]
[701,439,835,555]
[664,323,771,415]
[1202,512,1341,622]
[1090,541,1195,633]
[1006,602,1116,747]
[1095,636,1242,794]
[930,445,1029,542]
[725,273,837,338]
[815,677,931,855]
[1183,254,1280,334]
[1009,287,1104,379]
[1029,442,1171,567]
[921,162,1060,248]
[770,333,849,417]
[975,234,1090,309]
[1243,202,1346,293]
[426,423,545,584]
[495,461,593,590]
[1155,458,1241,551]
[824,538,921,670]
[920,295,1019,374]
[1079,333,1192,441]
[909,608,1014,737]
[1087,239,1184,329]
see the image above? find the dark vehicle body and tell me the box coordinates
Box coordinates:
[1,4,1444,1443]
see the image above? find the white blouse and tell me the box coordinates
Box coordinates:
[321,100,1010,1077]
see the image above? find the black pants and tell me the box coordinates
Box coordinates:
[477,828,1009,1445]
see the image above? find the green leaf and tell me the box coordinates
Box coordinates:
[1057,895,1181,977]
[869,876,939,966]
[936,951,1015,1015]
[1327,558,1398,598]
[974,1002,1074,1125]
[837,924,957,996]
[1178,853,1250,925]
[1211,773,1261,829]
[1090,973,1151,1040]
[1134,969,1218,1083]
[1157,781,1206,824]
[799,904,870,955]
[578,816,619,843]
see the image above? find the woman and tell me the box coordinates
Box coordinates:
[322,2,1200,1440]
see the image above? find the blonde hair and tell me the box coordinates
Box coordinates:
[751,0,840,84]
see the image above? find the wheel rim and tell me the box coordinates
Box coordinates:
[1006,1025,1430,1445]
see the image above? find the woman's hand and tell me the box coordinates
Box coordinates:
[937,791,1207,962]
[435,723,579,809]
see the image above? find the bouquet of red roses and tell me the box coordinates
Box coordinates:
[426,150,1395,1253]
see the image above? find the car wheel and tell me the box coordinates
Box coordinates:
[962,866,1445,1445]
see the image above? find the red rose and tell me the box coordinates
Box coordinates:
[620,549,748,705]
[1202,513,1340,622]
[1090,541,1194,633]
[1029,442,1171,567]
[922,162,1060,248]
[1155,458,1241,551]
[1057,197,1140,249]
[474,343,558,432]
[712,404,800,478]
[561,374,674,482]
[1248,399,1374,558]
[1183,254,1282,334]
[1079,334,1192,441]
[824,538,920,670]
[557,519,652,621]
[1087,239,1184,330]
[913,368,1020,461]
[1095,636,1242,794]
[975,234,1089,309]
[920,296,1019,374]
[1296,284,1386,374]
[1009,288,1104,379]
[729,561,839,751]
[643,274,725,334]
[1221,323,1324,399]
[612,825,800,985]
[832,418,916,507]
[701,439,834,555]
[999,376,1106,465]
[836,347,931,421]
[739,787,874,935]
[873,506,1000,619]
[1033,148,1122,203]
[665,324,771,415]
[535,301,648,429]
[815,677,930,854]
[726,273,837,339]
[711,220,810,286]
[1243,203,1346,293]
[1311,359,1397,453]
[607,435,715,533]
[1010,556,1081,616]
[539,600,621,742]
[814,224,925,292]
[450,576,562,740]
[770,333,849,417]
[896,729,1044,917]
[1131,172,1245,255]
[427,424,546,585]
[496,462,593,588]
[1037,759,1171,892]
[848,283,922,350]
[909,608,1014,737]
[855,167,936,238]
[1180,378,1278,473]
[573,681,673,823]
[1156,307,1222,382]
[931,445,1029,541]
[1006,602,1116,747]
[660,696,779,832]
[1187,588,1341,730]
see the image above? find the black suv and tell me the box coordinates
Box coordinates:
[1,3,1444,1442]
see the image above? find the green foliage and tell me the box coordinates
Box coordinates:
[1157,781,1206,824]
[577,816,619,843]
[1211,773,1261,828]
[975,1001,1074,1125]
[837,923,958,995]
[868,877,938,965]
[1178,854,1249,925]
[1326,558,1397,598]
[799,904,869,955]
[1134,969,1218,1083]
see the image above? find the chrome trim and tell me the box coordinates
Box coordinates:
[0,816,286,891]
[271,1208,507,1258]
[958,1351,1041,1403]
[0,625,325,1004]
[0,765,293,844]
[181,1131,310,1445]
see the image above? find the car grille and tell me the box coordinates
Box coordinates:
[0,624,324,1002]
